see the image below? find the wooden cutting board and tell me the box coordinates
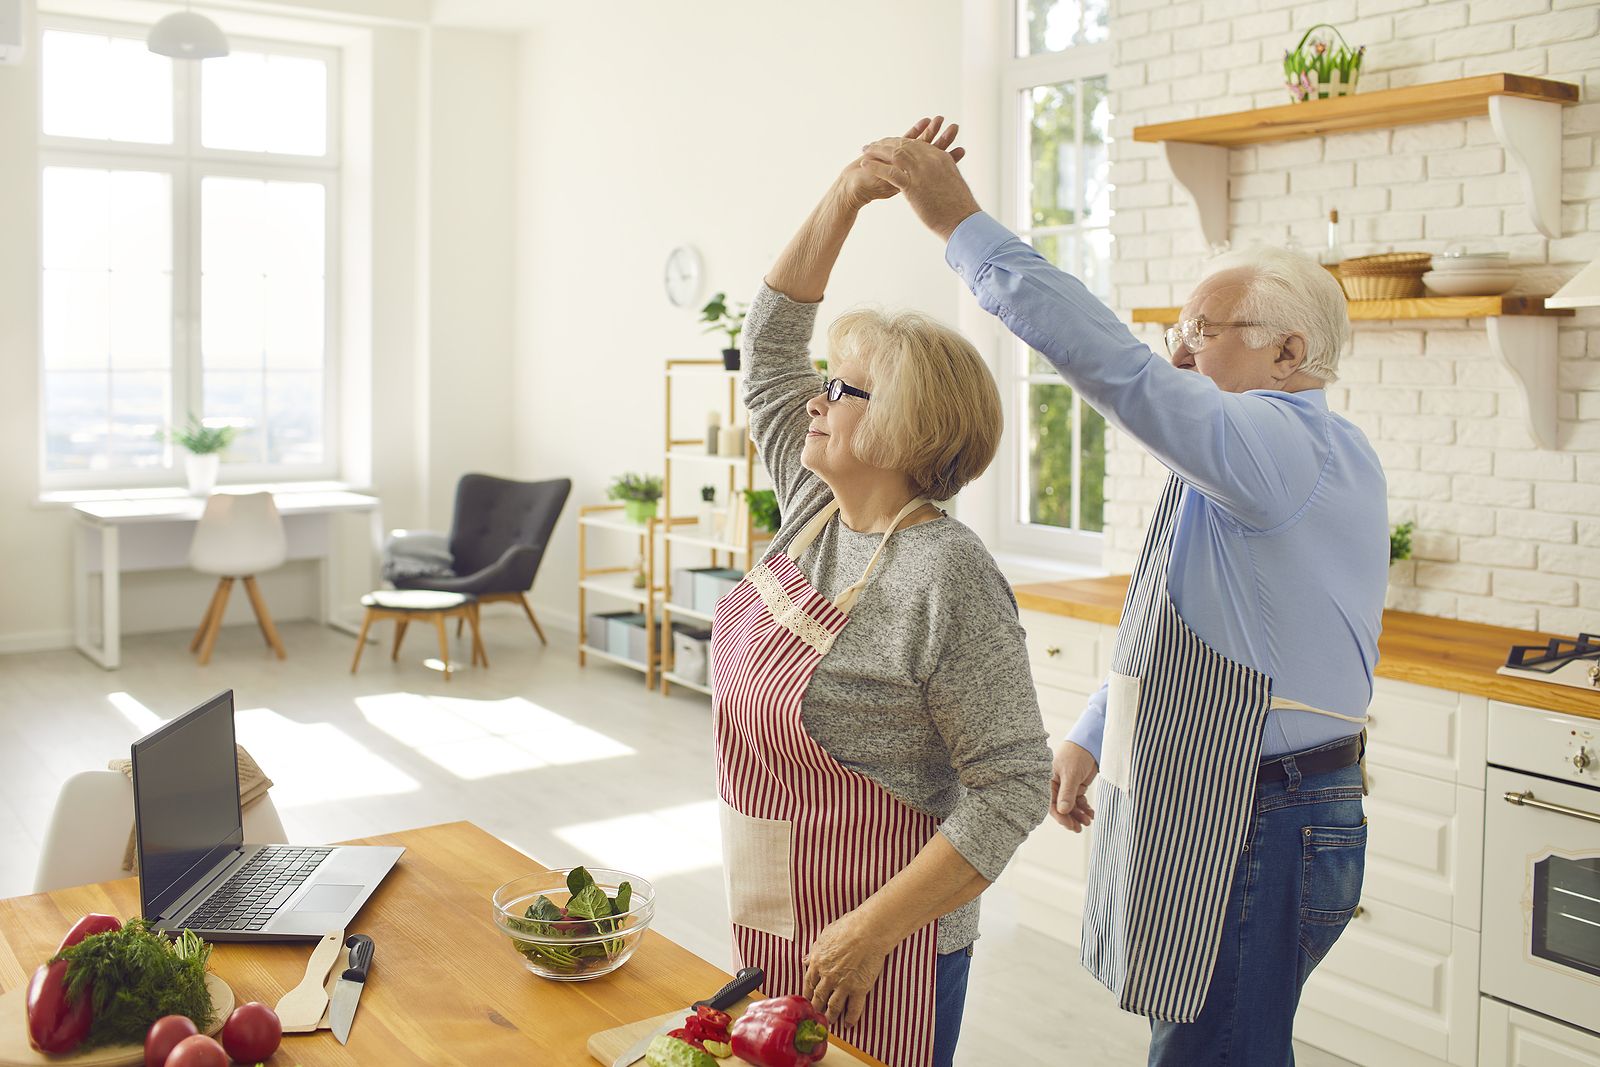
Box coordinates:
[587,998,881,1066]
[0,972,233,1067]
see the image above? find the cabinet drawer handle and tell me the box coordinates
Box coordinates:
[1352,905,1365,919]
[1045,646,1061,658]
[1503,790,1600,826]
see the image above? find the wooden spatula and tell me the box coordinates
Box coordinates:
[276,931,345,1032]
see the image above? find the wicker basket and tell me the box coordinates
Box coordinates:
[1337,252,1431,300]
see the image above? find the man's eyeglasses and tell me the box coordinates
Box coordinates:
[824,377,871,403]
[1163,316,1269,359]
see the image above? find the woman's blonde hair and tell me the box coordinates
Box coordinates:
[826,308,1002,501]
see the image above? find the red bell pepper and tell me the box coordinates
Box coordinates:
[26,913,122,1054]
[730,996,829,1067]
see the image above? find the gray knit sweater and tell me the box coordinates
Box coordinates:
[740,285,1052,954]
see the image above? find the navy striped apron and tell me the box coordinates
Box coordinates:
[1080,472,1273,1023]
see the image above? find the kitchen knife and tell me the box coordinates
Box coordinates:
[610,965,763,1067]
[328,933,373,1045]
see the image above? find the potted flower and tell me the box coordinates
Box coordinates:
[167,415,238,497]
[700,292,748,371]
[608,472,664,524]
[1390,521,1414,565]
[743,489,781,535]
[1284,24,1364,102]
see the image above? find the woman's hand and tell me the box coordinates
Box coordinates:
[1050,740,1098,832]
[801,910,894,1028]
[836,116,966,211]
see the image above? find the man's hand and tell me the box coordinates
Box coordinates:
[1050,740,1098,833]
[859,130,982,241]
[836,116,966,211]
[801,910,893,1028]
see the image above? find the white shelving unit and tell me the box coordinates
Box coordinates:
[576,505,660,687]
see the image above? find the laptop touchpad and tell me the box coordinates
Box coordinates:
[293,884,361,912]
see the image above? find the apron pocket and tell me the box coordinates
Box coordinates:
[719,799,796,941]
[1101,671,1141,794]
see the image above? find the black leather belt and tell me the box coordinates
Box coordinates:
[1257,734,1364,784]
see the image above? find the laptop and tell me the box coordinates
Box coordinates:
[132,689,403,942]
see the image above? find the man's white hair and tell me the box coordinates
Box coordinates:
[1200,245,1350,383]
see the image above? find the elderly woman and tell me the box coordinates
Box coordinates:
[862,130,1387,1066]
[711,118,1051,1067]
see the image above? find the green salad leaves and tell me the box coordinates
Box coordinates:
[505,867,636,975]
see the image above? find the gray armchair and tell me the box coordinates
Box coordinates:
[388,474,571,644]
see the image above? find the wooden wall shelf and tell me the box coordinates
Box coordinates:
[1129,74,1580,247]
[1131,74,1577,148]
[1128,297,1568,449]
[1130,296,1573,324]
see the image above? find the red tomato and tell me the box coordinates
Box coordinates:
[164,1035,228,1067]
[220,1002,282,1063]
[145,1015,199,1067]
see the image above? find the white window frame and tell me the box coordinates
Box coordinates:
[36,13,341,492]
[996,20,1112,563]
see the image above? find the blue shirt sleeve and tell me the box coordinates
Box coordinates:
[946,212,1328,532]
[1066,681,1108,764]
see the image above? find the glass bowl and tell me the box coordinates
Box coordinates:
[491,868,655,981]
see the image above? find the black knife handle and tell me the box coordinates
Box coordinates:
[342,934,373,984]
[694,966,763,1012]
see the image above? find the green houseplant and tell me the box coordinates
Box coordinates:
[1389,520,1415,564]
[167,415,239,497]
[1284,24,1364,102]
[608,472,664,524]
[743,489,781,535]
[700,292,748,371]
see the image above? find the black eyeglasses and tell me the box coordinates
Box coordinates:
[824,377,871,403]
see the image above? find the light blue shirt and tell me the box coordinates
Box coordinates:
[947,212,1389,759]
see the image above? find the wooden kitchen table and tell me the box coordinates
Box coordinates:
[0,822,887,1067]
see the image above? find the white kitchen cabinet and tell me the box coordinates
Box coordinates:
[1359,761,1485,930]
[1368,678,1488,789]
[1479,999,1600,1067]
[1296,899,1481,1066]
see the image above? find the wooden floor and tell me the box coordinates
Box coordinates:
[0,615,1353,1067]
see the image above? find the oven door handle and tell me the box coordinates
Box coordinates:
[1503,789,1600,826]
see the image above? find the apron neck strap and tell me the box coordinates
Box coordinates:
[820,496,934,615]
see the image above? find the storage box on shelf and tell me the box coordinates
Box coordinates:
[576,504,660,687]
[660,358,770,698]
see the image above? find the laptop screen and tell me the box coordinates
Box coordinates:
[132,690,244,920]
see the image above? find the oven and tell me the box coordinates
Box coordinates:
[1482,701,1600,1038]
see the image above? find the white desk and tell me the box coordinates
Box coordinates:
[72,490,381,669]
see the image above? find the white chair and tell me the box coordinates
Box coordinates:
[33,770,288,894]
[188,492,288,665]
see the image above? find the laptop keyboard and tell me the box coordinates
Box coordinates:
[184,846,335,932]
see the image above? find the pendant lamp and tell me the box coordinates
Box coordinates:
[147,7,228,59]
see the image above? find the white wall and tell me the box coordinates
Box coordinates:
[0,4,519,651]
[513,0,967,629]
[1101,0,1600,633]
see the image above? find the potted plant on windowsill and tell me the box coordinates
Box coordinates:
[168,416,238,497]
[608,472,664,524]
[700,292,748,371]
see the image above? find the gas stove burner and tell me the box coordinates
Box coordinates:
[1505,633,1600,673]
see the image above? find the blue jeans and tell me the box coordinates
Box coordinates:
[932,944,972,1067]
[1148,741,1367,1067]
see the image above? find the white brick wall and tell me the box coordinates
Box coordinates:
[1103,0,1600,634]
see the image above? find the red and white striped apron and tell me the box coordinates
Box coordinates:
[712,497,940,1067]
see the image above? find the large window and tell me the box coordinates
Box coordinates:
[1000,1,1111,557]
[38,18,337,489]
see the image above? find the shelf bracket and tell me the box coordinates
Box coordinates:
[1485,315,1558,449]
[1489,95,1563,240]
[1162,142,1230,250]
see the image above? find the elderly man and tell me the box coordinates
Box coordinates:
[860,129,1387,1065]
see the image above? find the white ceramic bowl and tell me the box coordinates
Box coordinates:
[1430,252,1511,272]
[1422,270,1518,296]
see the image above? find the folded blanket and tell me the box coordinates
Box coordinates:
[110,745,274,873]
[381,529,455,584]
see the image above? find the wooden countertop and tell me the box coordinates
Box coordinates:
[1016,576,1600,720]
[0,822,886,1067]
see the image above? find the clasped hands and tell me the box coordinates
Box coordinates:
[836,116,983,241]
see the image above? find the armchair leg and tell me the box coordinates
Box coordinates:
[392,618,410,661]
[197,578,235,666]
[350,610,374,673]
[243,575,287,660]
[518,594,547,645]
